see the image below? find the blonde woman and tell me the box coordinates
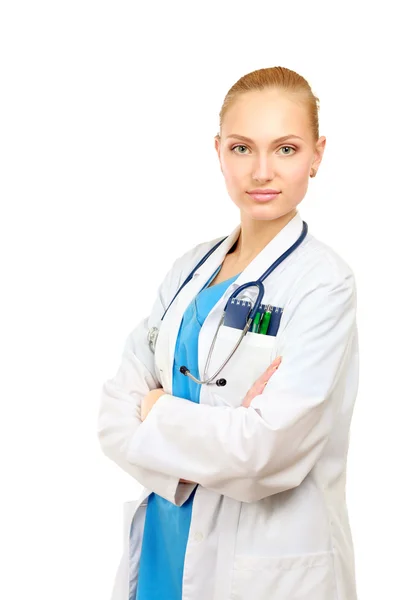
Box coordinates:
[98,66,359,600]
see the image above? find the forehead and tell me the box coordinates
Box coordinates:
[222,89,310,141]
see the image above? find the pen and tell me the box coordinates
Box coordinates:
[259,307,272,335]
[251,311,262,333]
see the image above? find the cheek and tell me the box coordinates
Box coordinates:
[225,171,242,188]
[287,159,310,183]
[221,155,246,185]
[222,169,246,208]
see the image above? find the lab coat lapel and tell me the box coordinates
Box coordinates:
[233,211,304,290]
[157,226,241,394]
[175,227,241,314]
[197,212,305,381]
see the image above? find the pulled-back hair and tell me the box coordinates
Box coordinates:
[217,66,320,143]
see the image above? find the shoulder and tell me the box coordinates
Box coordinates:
[179,234,227,270]
[290,231,356,289]
[283,232,357,315]
[176,234,226,273]
[158,233,228,293]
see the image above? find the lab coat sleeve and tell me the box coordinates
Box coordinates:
[125,267,357,503]
[96,241,213,506]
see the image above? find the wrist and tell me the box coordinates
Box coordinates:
[141,388,166,421]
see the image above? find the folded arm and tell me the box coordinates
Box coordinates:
[125,269,357,503]
[96,240,217,505]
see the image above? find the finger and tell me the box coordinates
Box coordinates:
[246,357,283,402]
[262,362,280,380]
[257,364,280,387]
[242,396,252,408]
[266,357,282,374]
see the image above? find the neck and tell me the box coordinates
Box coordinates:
[233,209,298,263]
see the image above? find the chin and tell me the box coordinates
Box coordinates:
[243,204,284,221]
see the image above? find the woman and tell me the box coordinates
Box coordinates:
[98,66,359,600]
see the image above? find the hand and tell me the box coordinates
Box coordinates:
[181,358,281,482]
[241,356,282,408]
[141,390,196,484]
[141,388,166,421]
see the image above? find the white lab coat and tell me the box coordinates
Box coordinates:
[97,211,359,600]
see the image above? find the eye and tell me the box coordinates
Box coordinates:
[231,144,297,155]
[279,146,296,155]
[231,144,249,154]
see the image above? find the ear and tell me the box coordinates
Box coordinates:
[214,135,222,171]
[311,136,327,173]
[214,135,220,155]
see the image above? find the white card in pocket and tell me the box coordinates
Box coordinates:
[206,325,277,408]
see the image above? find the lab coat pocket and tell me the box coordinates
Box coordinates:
[207,324,277,408]
[230,551,336,600]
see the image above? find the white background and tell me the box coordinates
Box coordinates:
[1,1,399,598]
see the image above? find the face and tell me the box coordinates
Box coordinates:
[214,89,326,223]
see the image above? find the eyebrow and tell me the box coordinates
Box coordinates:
[226,134,304,144]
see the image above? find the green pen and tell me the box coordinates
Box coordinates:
[259,307,272,335]
[250,311,262,333]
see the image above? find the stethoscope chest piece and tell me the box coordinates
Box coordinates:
[216,378,227,387]
[147,326,159,353]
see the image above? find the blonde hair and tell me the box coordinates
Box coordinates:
[217,66,320,143]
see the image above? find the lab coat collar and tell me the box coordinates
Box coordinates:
[195,211,305,382]
[233,211,304,291]
[187,211,304,303]
[161,211,304,392]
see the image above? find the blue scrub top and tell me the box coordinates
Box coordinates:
[135,266,240,600]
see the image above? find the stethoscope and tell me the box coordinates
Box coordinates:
[148,220,308,386]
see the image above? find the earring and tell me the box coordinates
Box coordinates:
[310,168,317,178]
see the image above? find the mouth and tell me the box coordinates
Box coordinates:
[246,190,281,202]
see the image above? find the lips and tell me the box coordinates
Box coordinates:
[248,189,280,194]
[246,190,281,202]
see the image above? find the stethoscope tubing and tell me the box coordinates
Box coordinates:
[161,237,228,322]
[179,221,308,386]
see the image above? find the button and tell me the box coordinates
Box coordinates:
[194,532,203,542]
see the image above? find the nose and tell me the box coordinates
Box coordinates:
[252,153,275,182]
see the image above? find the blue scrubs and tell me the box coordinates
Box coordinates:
[135,266,240,600]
